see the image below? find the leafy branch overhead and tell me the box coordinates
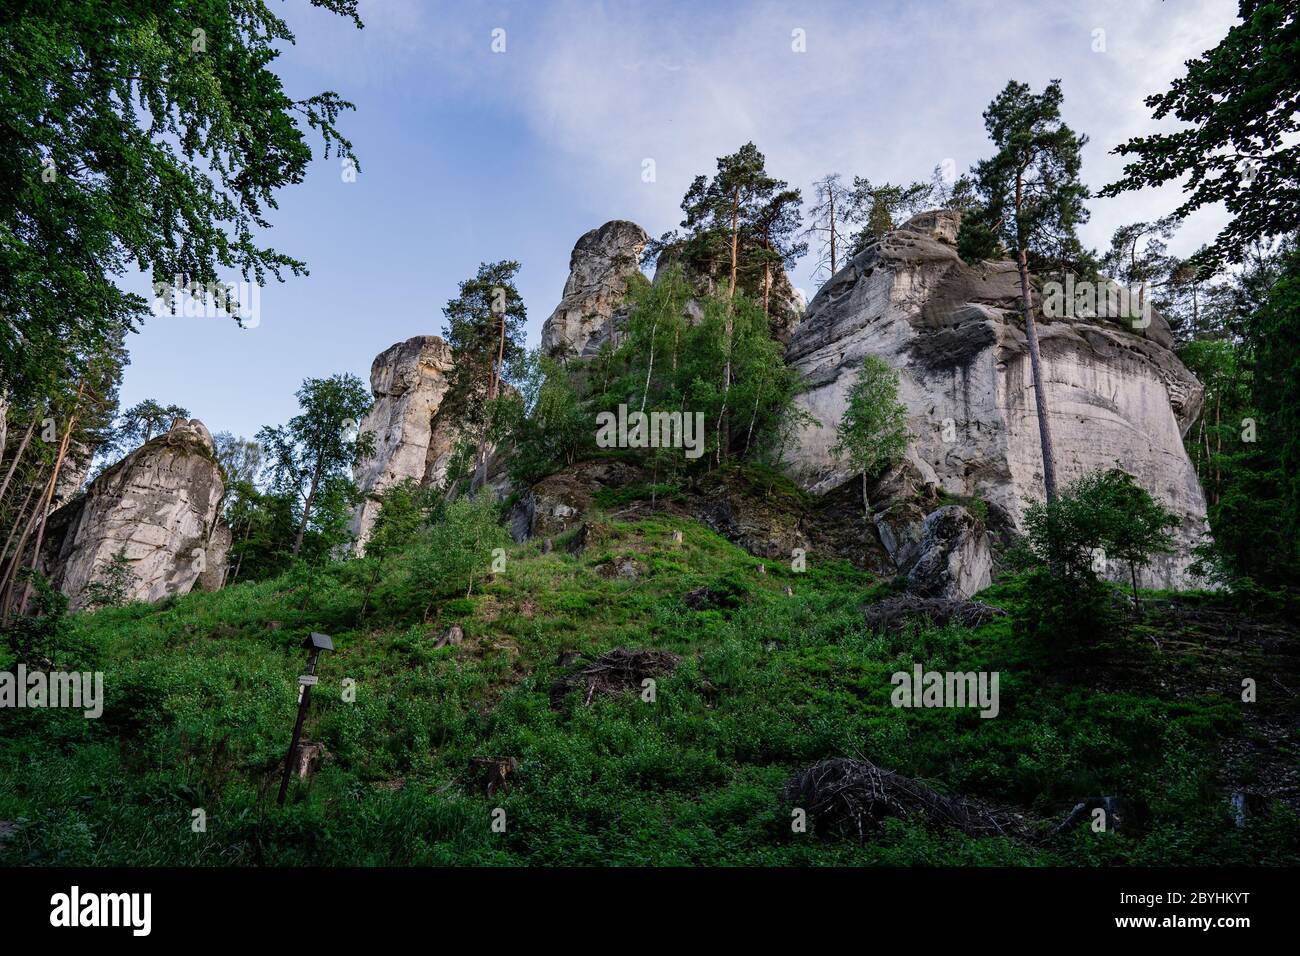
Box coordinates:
[1101,0,1300,274]
[0,0,364,400]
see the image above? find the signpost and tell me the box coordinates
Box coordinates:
[277,632,334,806]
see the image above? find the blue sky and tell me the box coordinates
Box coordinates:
[117,0,1241,441]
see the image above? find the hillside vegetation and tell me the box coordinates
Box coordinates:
[2,485,1295,866]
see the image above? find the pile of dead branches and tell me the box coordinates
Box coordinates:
[783,757,1026,841]
[862,594,1005,632]
[552,647,681,707]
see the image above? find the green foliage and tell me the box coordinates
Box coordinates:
[1100,217,1180,327]
[1176,249,1300,593]
[1021,469,1178,645]
[212,432,264,487]
[647,142,803,307]
[1093,474,1179,595]
[846,177,933,254]
[1,569,67,664]
[512,265,804,479]
[1101,0,1300,273]
[443,261,527,408]
[1247,249,1300,573]
[832,356,910,513]
[805,164,975,282]
[372,496,511,618]
[0,0,362,403]
[365,480,436,562]
[958,79,1093,276]
[509,353,593,485]
[257,373,373,557]
[440,260,528,492]
[112,399,190,456]
[3,515,1295,866]
[81,548,138,611]
[1024,470,1177,584]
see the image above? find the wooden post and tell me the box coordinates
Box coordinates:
[277,633,333,806]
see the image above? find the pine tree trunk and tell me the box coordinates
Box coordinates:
[1130,561,1141,616]
[14,385,83,617]
[0,413,38,508]
[719,193,741,464]
[493,313,507,401]
[1018,246,1058,503]
[0,480,40,573]
[1015,169,1058,503]
[728,197,740,298]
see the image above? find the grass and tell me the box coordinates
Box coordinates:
[1,515,1296,866]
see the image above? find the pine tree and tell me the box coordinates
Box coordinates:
[1101,217,1178,317]
[846,177,933,254]
[441,261,527,490]
[671,143,798,459]
[958,79,1091,503]
[746,186,806,320]
[108,399,191,460]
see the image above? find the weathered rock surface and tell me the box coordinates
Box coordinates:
[905,505,993,600]
[39,419,228,610]
[784,209,1209,589]
[867,459,941,575]
[508,460,641,542]
[349,335,457,552]
[539,219,803,360]
[540,220,649,359]
[52,440,93,510]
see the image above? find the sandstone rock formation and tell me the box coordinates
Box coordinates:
[39,418,229,610]
[538,218,805,363]
[52,440,92,509]
[540,220,649,359]
[906,505,993,600]
[783,209,1208,589]
[509,460,640,543]
[350,333,520,554]
[349,335,457,552]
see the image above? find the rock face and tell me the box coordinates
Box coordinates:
[906,505,993,600]
[349,335,457,553]
[52,440,92,510]
[540,220,649,359]
[509,460,641,543]
[40,419,228,610]
[783,209,1208,589]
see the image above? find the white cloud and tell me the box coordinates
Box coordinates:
[486,0,1241,285]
